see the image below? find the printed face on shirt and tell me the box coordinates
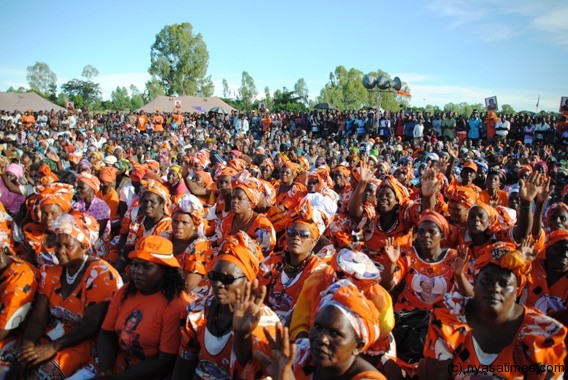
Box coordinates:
[309,305,362,370]
[41,204,66,232]
[55,233,86,266]
[473,264,518,317]
[171,212,195,241]
[130,258,165,295]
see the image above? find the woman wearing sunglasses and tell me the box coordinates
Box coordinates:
[96,235,188,379]
[259,198,326,324]
[173,232,279,380]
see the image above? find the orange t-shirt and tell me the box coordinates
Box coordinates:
[21,114,35,129]
[136,115,149,131]
[522,257,567,315]
[97,188,120,221]
[175,236,213,298]
[478,189,509,207]
[152,115,164,131]
[424,292,567,379]
[276,183,307,211]
[258,253,326,323]
[101,286,189,374]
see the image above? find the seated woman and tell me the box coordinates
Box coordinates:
[0,163,27,216]
[166,165,188,203]
[522,230,567,321]
[22,183,75,266]
[12,211,122,379]
[173,232,279,380]
[217,171,276,255]
[421,242,567,379]
[275,160,307,214]
[259,199,327,324]
[74,172,110,237]
[115,179,172,272]
[171,193,212,297]
[96,236,188,379]
[256,280,386,380]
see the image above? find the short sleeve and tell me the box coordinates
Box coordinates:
[159,297,189,355]
[84,261,122,306]
[0,261,37,330]
[101,287,126,332]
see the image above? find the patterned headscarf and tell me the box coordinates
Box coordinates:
[228,158,248,172]
[38,183,75,213]
[472,203,500,233]
[77,172,100,192]
[330,249,381,289]
[308,167,334,193]
[545,229,568,250]
[260,157,274,171]
[99,167,118,183]
[333,166,351,180]
[473,242,531,296]
[317,280,381,351]
[378,175,410,206]
[286,197,325,241]
[141,179,171,213]
[174,193,205,233]
[446,185,478,209]
[259,179,276,207]
[52,210,99,249]
[37,163,59,185]
[232,170,262,208]
[217,231,264,281]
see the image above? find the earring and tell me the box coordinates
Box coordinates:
[353,349,359,356]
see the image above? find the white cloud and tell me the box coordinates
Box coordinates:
[531,6,568,45]
[94,72,150,99]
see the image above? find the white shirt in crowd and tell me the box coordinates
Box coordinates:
[413,122,424,138]
[495,119,510,136]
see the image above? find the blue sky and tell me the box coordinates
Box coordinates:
[1,0,566,112]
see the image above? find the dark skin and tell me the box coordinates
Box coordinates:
[13,235,109,377]
[171,211,203,293]
[77,180,108,237]
[0,249,14,341]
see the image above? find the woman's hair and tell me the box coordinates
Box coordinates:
[123,266,185,302]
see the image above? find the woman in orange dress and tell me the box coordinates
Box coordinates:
[173,232,279,380]
[259,199,327,324]
[171,193,213,298]
[115,179,172,272]
[96,236,188,378]
[256,280,386,380]
[22,183,75,266]
[217,171,276,255]
[276,160,307,213]
[12,211,122,379]
[421,243,567,379]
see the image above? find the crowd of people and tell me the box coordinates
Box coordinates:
[0,104,566,379]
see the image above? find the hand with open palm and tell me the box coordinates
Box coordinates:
[421,168,440,198]
[358,157,377,184]
[232,279,267,338]
[451,245,471,275]
[385,237,401,264]
[254,323,296,380]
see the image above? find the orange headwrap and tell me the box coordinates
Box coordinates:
[473,203,500,233]
[141,179,171,212]
[99,167,118,183]
[260,157,274,171]
[545,229,568,250]
[317,280,380,351]
[128,235,180,268]
[259,179,276,207]
[52,210,99,249]
[37,163,59,185]
[378,175,409,206]
[77,172,100,192]
[418,210,450,237]
[473,242,531,296]
[145,160,160,173]
[130,164,148,183]
[232,170,262,208]
[228,158,247,172]
[286,197,324,241]
[214,166,237,182]
[191,150,211,169]
[217,231,263,281]
[331,249,381,289]
[282,161,300,176]
[194,170,213,190]
[38,183,75,213]
[545,203,568,229]
[377,162,391,174]
[333,166,351,180]
[173,193,205,231]
[298,156,310,173]
[446,185,478,209]
[308,167,334,192]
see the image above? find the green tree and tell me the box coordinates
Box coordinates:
[294,78,309,105]
[61,79,101,109]
[111,86,131,110]
[56,92,69,107]
[501,104,516,115]
[6,86,26,93]
[26,61,57,96]
[47,83,58,102]
[273,88,306,113]
[144,76,165,101]
[129,85,144,110]
[82,65,99,80]
[222,79,231,98]
[196,75,214,97]
[263,86,274,111]
[149,22,211,96]
[237,71,257,112]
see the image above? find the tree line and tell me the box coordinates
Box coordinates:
[10,21,527,115]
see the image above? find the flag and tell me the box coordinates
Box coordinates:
[536,94,540,108]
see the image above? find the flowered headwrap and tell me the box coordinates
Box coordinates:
[545,230,568,250]
[232,170,262,208]
[192,150,211,169]
[331,249,381,289]
[38,183,75,213]
[168,165,182,179]
[495,206,517,230]
[52,210,99,249]
[77,173,100,192]
[545,203,568,230]
[473,242,531,296]
[378,175,410,206]
[217,231,263,281]
[128,235,180,268]
[472,203,500,233]
[282,161,300,176]
[317,279,381,351]
[446,185,478,209]
[141,179,171,213]
[259,179,276,207]
[214,166,237,182]
[333,166,351,180]
[228,158,247,172]
[418,210,450,237]
[260,157,274,171]
[308,167,334,193]
[286,197,326,241]
[173,193,205,233]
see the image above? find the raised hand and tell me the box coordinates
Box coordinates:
[358,157,377,183]
[519,172,544,204]
[519,236,537,262]
[421,168,440,198]
[446,143,459,160]
[384,237,401,264]
[451,245,471,275]
[254,324,296,380]
[233,279,267,337]
[535,175,552,204]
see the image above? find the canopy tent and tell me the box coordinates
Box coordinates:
[0,92,64,112]
[138,95,237,114]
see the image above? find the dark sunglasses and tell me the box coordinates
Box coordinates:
[208,270,246,285]
[286,228,311,239]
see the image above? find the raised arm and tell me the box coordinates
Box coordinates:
[348,158,376,223]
